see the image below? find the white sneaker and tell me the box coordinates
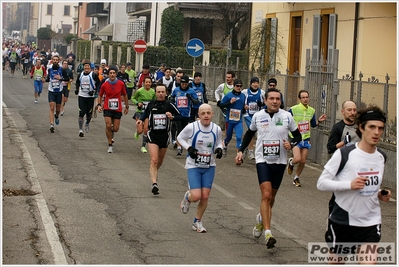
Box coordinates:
[248,150,255,160]
[180,190,191,214]
[242,147,248,159]
[253,213,263,238]
[107,146,113,153]
[192,221,207,233]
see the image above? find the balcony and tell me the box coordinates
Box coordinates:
[126,3,151,17]
[86,3,108,17]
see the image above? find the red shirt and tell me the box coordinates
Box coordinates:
[99,79,127,112]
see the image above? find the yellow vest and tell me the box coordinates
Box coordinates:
[290,102,315,140]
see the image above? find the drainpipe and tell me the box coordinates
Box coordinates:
[350,3,359,100]
[154,2,158,46]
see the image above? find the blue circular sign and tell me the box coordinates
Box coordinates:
[186,38,205,57]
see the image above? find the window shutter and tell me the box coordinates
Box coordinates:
[312,15,321,62]
[327,14,337,64]
[269,17,278,74]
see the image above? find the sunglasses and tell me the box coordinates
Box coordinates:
[235,85,243,87]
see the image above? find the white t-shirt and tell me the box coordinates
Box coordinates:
[250,109,297,164]
[177,121,223,169]
[214,83,234,102]
[317,143,386,226]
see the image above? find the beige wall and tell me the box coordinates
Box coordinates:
[251,2,397,83]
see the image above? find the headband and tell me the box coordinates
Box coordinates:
[359,110,386,124]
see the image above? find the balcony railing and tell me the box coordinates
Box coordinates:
[86,3,108,17]
[126,3,151,13]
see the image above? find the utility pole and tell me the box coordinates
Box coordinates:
[225,28,232,75]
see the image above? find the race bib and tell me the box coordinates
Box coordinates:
[357,165,381,196]
[229,108,241,121]
[81,82,90,91]
[24,59,29,63]
[35,75,42,81]
[108,98,119,110]
[196,92,203,103]
[298,121,310,134]
[194,151,211,168]
[153,114,167,130]
[51,79,60,89]
[177,96,188,108]
[262,140,280,159]
[248,102,258,114]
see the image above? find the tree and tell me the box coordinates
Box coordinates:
[159,5,184,48]
[37,27,54,40]
[64,34,78,44]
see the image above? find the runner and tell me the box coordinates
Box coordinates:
[97,66,129,153]
[235,88,302,248]
[30,58,46,103]
[45,55,63,132]
[131,76,156,153]
[75,59,101,137]
[136,83,181,194]
[177,103,223,233]
[60,60,74,116]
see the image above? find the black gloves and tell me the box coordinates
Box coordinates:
[257,100,263,108]
[88,90,94,96]
[217,100,221,107]
[187,147,198,159]
[344,132,351,145]
[214,148,223,159]
[75,89,79,95]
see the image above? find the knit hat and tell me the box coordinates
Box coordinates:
[180,75,190,83]
[250,77,260,84]
[234,79,243,86]
[100,59,106,64]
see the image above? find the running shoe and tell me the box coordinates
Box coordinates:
[253,213,264,238]
[35,99,38,104]
[173,141,177,149]
[242,147,248,159]
[107,146,113,153]
[79,130,84,137]
[248,150,255,160]
[85,123,90,133]
[152,184,159,195]
[293,178,302,187]
[176,147,182,156]
[55,115,59,125]
[192,221,207,233]
[141,146,148,153]
[180,190,191,214]
[287,157,294,175]
[60,111,64,116]
[265,233,276,249]
[222,146,228,157]
[134,132,140,140]
[50,124,54,133]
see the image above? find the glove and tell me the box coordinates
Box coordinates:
[214,148,223,159]
[344,132,351,145]
[217,100,221,107]
[187,147,198,159]
[186,93,193,101]
[257,100,263,108]
[88,90,94,96]
[74,89,79,95]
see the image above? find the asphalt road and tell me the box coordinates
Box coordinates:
[2,70,397,265]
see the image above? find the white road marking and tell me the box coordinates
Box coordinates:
[3,103,68,265]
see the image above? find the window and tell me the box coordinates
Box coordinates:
[47,4,53,15]
[46,25,51,29]
[64,6,70,16]
[312,11,337,64]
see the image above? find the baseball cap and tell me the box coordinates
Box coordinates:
[100,59,106,64]
[234,79,243,86]
[142,64,150,69]
[180,75,189,83]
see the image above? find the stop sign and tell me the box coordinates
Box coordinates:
[134,39,147,53]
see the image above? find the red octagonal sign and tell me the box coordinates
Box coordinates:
[134,39,147,53]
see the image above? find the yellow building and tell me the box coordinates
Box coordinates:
[251,2,397,83]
